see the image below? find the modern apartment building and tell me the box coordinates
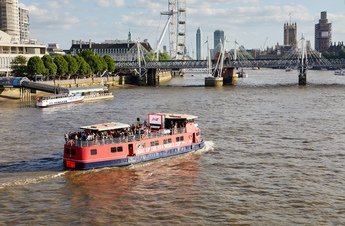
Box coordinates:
[214,30,224,51]
[0,0,20,43]
[19,6,29,42]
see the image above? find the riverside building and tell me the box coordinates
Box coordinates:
[284,22,297,48]
[0,0,20,43]
[0,30,46,75]
[214,30,224,52]
[19,6,29,43]
[69,39,153,62]
[0,1,46,76]
[315,11,332,52]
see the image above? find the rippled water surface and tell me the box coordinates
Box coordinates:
[1,69,345,225]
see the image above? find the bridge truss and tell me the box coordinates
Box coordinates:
[116,58,345,70]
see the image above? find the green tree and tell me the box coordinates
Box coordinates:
[87,55,102,74]
[10,55,27,77]
[53,54,68,79]
[103,55,115,72]
[79,50,94,59]
[159,52,171,61]
[339,49,345,59]
[145,51,171,61]
[98,55,108,72]
[42,55,57,80]
[27,56,46,81]
[74,55,92,78]
[145,51,156,61]
[64,55,79,79]
[79,50,101,75]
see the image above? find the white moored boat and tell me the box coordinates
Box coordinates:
[36,93,84,108]
[83,92,114,101]
[334,69,345,76]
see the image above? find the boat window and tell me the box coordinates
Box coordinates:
[163,139,167,144]
[168,138,172,143]
[71,149,76,155]
[117,147,123,152]
[65,148,70,155]
[91,149,97,155]
[150,141,159,146]
[111,147,117,153]
[180,136,184,141]
[176,137,180,142]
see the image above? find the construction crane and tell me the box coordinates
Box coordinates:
[261,37,268,52]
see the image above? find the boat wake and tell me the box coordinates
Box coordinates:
[0,172,67,190]
[128,141,215,170]
[196,140,215,154]
[0,153,63,173]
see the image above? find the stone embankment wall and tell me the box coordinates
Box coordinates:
[40,76,126,88]
[0,72,172,99]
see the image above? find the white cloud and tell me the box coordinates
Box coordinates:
[21,3,79,31]
[19,0,345,50]
[96,0,125,7]
[47,0,71,9]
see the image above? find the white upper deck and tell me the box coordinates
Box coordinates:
[80,122,130,131]
[159,113,198,120]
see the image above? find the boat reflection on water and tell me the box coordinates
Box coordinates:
[64,154,202,224]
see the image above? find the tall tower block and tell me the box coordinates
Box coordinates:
[196,27,201,60]
[0,0,20,42]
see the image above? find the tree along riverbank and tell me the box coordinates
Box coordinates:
[0,71,172,99]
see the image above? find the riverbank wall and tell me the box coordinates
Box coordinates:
[0,71,172,99]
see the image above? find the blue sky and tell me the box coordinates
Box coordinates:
[21,0,345,58]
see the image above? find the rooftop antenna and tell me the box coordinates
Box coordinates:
[289,12,292,24]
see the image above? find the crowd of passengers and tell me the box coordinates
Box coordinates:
[65,122,149,143]
[65,121,188,144]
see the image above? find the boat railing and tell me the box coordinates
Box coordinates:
[66,127,187,147]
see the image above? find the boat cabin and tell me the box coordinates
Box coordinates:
[148,113,197,133]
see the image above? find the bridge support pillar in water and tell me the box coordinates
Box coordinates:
[147,69,159,86]
[299,58,307,86]
[223,67,237,85]
[20,87,31,100]
[205,67,238,87]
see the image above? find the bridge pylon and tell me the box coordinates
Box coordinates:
[299,35,308,86]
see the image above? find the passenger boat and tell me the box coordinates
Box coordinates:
[36,93,84,108]
[334,69,345,76]
[63,113,205,170]
[237,69,248,78]
[82,92,114,101]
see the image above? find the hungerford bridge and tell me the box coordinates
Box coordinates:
[116,46,345,86]
[116,58,345,70]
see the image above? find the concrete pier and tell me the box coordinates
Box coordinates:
[223,67,237,85]
[205,77,223,87]
[299,58,307,86]
[205,67,237,87]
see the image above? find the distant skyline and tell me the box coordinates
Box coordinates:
[20,0,345,57]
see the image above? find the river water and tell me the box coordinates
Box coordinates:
[1,69,345,225]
